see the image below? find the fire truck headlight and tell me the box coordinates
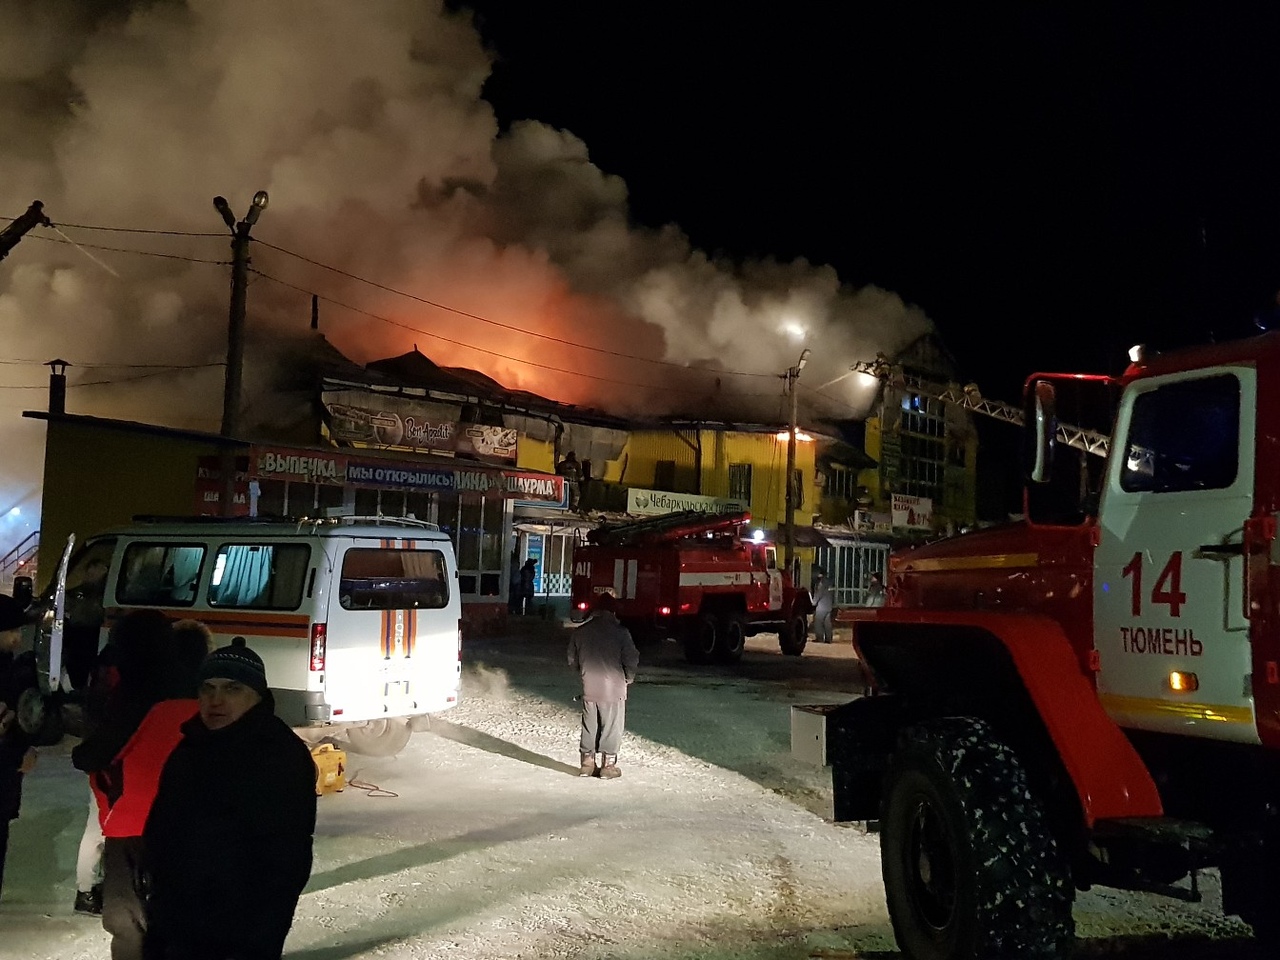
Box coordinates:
[1169,671,1199,693]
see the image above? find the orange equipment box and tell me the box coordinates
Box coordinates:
[311,743,346,796]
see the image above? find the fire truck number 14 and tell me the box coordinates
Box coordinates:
[1122,551,1187,617]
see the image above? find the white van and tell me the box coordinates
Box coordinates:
[31,515,461,755]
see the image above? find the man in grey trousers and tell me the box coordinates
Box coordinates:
[568,593,640,779]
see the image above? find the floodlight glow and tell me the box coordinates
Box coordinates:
[752,529,765,542]
[783,322,806,340]
[7,507,18,517]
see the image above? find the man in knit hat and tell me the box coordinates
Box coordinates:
[143,638,316,960]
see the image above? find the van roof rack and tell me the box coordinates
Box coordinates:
[297,515,440,531]
[130,514,441,532]
[132,515,295,524]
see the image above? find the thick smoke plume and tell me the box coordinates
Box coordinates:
[0,0,931,552]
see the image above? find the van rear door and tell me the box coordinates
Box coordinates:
[324,536,460,723]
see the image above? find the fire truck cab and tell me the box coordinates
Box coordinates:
[827,332,1280,959]
[570,510,812,664]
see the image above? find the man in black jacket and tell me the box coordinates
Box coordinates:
[0,594,38,902]
[144,638,316,960]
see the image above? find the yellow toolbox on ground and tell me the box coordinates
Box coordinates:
[311,743,347,796]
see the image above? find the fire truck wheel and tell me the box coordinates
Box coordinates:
[880,718,1074,960]
[343,718,413,757]
[778,614,807,656]
[714,614,746,663]
[683,614,719,665]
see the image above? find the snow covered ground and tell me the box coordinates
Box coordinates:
[0,624,1264,959]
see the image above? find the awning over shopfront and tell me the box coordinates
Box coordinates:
[764,524,834,549]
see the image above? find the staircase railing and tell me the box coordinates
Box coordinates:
[0,529,39,594]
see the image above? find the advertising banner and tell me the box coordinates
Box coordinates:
[891,493,933,530]
[322,390,517,461]
[626,488,747,517]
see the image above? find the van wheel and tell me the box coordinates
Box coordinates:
[344,718,413,757]
[714,614,746,664]
[683,614,718,665]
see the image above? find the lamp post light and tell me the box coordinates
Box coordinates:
[213,190,268,516]
[783,347,811,577]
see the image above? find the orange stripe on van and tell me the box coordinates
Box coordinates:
[102,607,311,639]
[405,607,416,658]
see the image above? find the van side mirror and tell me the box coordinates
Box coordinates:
[12,575,33,609]
[1025,380,1057,484]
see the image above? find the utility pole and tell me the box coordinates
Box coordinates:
[213,191,268,516]
[783,347,810,578]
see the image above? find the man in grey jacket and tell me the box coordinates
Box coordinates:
[567,593,639,779]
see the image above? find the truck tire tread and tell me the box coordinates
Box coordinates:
[881,717,1074,960]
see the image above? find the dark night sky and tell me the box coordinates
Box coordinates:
[453,3,1280,407]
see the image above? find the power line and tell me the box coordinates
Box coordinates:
[22,233,229,265]
[0,358,224,370]
[1,214,223,238]
[0,363,224,390]
[254,238,777,379]
[252,270,779,397]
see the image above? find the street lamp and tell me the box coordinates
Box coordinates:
[783,347,811,577]
[214,191,269,515]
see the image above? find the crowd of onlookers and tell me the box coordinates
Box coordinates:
[0,601,317,960]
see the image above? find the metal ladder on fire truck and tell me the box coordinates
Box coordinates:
[851,355,1111,458]
[587,509,749,546]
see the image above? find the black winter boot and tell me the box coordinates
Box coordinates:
[579,753,598,777]
[599,755,621,779]
[73,884,103,916]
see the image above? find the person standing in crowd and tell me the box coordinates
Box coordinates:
[144,638,316,960]
[865,572,887,607]
[567,593,639,779]
[812,567,834,644]
[519,558,537,616]
[0,594,37,904]
[71,611,173,914]
[97,623,207,960]
[556,450,583,510]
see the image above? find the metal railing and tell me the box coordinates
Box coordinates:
[0,529,39,594]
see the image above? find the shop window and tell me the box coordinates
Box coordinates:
[728,463,753,502]
[317,484,345,514]
[354,488,380,516]
[208,543,311,610]
[654,460,676,490]
[255,479,286,517]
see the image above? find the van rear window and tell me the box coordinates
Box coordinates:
[117,543,206,607]
[339,548,449,610]
[208,543,311,610]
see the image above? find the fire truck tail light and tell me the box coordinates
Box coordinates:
[659,606,672,616]
[679,602,694,613]
[576,601,589,611]
[309,623,327,672]
[1169,671,1199,693]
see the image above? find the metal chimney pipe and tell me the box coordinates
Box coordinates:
[45,358,69,415]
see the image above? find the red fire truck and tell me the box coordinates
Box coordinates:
[569,510,812,663]
[829,333,1280,958]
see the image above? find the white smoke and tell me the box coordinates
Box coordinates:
[0,0,930,553]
